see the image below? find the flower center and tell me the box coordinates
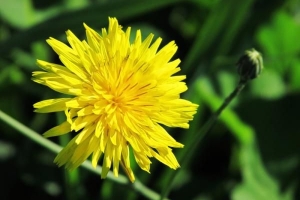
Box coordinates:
[110,95,123,108]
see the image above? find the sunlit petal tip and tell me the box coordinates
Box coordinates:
[45,38,54,44]
[83,22,91,30]
[32,17,198,182]
[65,30,72,35]
[36,59,43,65]
[92,160,98,168]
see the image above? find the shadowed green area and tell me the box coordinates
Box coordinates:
[1,0,300,199]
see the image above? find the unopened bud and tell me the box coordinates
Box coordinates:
[236,48,263,83]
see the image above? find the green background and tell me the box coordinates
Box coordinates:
[1,0,300,199]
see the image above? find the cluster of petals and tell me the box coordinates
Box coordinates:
[32,17,198,182]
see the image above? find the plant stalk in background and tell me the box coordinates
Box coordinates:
[160,48,263,199]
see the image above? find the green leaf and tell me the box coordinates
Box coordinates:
[12,49,37,71]
[289,59,300,90]
[182,0,255,74]
[217,71,237,100]
[9,66,25,84]
[0,0,181,56]
[250,69,286,100]
[0,0,35,29]
[256,10,300,74]
[232,144,293,200]
[64,0,89,9]
[195,77,254,145]
[195,77,292,200]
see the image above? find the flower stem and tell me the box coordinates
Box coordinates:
[0,110,167,200]
[159,80,247,199]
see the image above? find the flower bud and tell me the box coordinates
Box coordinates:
[236,48,263,83]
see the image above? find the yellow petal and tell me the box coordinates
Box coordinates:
[43,121,70,138]
[34,98,70,113]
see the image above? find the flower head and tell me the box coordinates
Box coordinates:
[236,48,263,83]
[32,17,198,182]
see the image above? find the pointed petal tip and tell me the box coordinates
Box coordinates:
[83,22,89,30]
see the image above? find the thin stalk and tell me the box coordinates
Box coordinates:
[0,110,167,200]
[159,80,247,200]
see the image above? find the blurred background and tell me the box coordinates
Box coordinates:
[1,0,300,199]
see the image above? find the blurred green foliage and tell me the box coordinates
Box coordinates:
[1,0,300,199]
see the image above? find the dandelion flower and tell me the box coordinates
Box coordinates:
[32,17,198,182]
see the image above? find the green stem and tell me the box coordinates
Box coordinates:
[0,110,62,153]
[0,110,166,200]
[159,80,247,199]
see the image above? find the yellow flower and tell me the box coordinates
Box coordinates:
[32,17,198,182]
